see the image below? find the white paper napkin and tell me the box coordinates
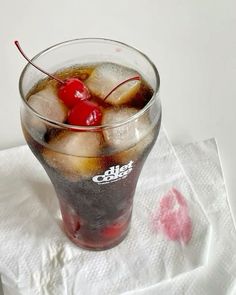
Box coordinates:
[0,129,211,295]
[124,138,236,295]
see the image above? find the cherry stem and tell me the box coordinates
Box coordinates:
[14,41,64,84]
[103,76,141,101]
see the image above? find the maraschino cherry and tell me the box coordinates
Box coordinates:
[58,78,90,108]
[67,100,102,126]
[14,41,91,108]
[101,222,126,239]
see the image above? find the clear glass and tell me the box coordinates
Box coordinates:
[19,38,161,250]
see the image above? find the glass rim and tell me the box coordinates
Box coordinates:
[19,37,161,131]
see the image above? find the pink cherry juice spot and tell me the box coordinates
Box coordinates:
[152,188,192,244]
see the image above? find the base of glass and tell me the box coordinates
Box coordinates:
[63,224,130,251]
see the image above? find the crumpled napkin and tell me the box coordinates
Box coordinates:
[124,138,236,295]
[0,129,211,295]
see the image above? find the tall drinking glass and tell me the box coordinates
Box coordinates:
[19,38,161,250]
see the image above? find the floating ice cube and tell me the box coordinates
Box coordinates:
[28,86,68,123]
[114,131,155,164]
[102,107,151,152]
[25,87,68,138]
[43,131,104,181]
[85,63,141,106]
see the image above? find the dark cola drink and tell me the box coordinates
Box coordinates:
[20,40,161,250]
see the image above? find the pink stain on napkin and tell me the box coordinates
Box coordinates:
[152,188,192,244]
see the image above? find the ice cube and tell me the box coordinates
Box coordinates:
[102,107,151,152]
[28,86,68,123]
[114,131,154,164]
[43,131,104,181]
[85,63,141,105]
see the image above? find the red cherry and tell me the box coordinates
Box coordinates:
[62,212,81,236]
[101,222,125,239]
[59,201,81,236]
[67,100,102,126]
[58,78,91,108]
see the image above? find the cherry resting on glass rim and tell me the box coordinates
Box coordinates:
[21,63,161,250]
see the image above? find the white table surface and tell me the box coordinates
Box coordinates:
[0,0,236,294]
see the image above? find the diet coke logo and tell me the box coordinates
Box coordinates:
[92,161,134,184]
